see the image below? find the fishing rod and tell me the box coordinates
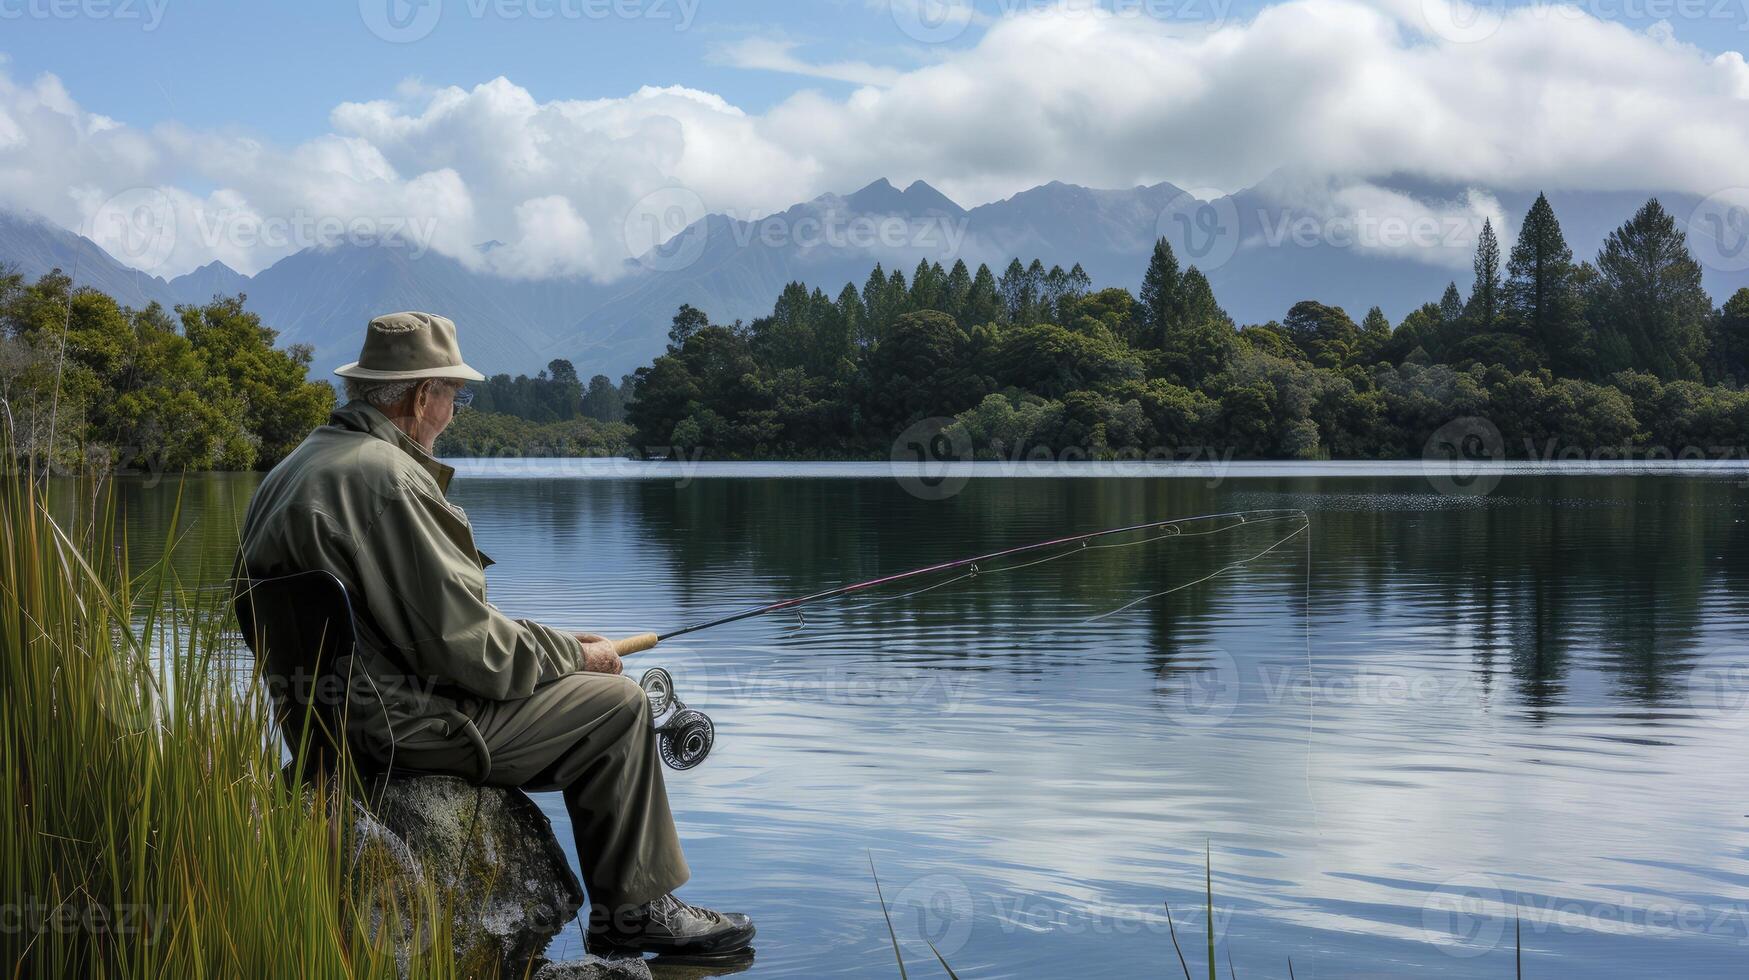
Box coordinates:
[610,507,1309,656]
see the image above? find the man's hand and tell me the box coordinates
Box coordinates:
[574,633,623,675]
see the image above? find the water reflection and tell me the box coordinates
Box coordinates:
[109,469,1749,978]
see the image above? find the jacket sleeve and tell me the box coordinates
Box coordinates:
[351,476,581,701]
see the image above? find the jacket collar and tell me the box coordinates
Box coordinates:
[329,400,455,495]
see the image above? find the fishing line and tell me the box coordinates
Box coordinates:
[846,529,1181,609]
[610,509,1311,655]
[848,514,1302,618]
[1081,518,1309,625]
[611,508,1316,779]
[988,513,1310,645]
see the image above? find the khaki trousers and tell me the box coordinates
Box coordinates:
[391,671,692,910]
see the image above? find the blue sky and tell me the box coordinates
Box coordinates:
[8,0,1743,144]
[6,0,910,139]
[4,0,1747,279]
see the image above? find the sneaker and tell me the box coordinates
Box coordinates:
[588,892,756,958]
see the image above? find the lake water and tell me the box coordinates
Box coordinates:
[121,463,1749,978]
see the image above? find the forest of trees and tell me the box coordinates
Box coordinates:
[0,269,335,472]
[10,192,1747,470]
[433,359,635,457]
[466,360,634,424]
[0,267,638,468]
[625,196,1749,461]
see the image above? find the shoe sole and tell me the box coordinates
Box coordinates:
[647,945,757,968]
[589,921,757,959]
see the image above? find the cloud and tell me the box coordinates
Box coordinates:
[709,37,906,86]
[1244,172,1507,270]
[766,1,1749,203]
[1,0,1746,280]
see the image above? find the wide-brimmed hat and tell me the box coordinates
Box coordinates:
[333,311,486,382]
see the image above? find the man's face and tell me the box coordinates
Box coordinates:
[407,380,461,450]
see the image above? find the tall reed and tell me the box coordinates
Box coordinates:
[0,461,458,978]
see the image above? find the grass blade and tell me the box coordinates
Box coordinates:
[1164,902,1192,980]
[1206,841,1216,980]
[869,852,909,980]
[926,939,962,979]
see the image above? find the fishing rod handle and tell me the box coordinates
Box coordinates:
[614,632,661,656]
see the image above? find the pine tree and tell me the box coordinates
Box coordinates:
[910,259,944,312]
[1043,264,1068,321]
[837,282,868,350]
[1709,287,1749,385]
[1439,282,1464,324]
[1178,267,1228,330]
[1067,263,1091,299]
[887,267,908,316]
[943,259,972,322]
[965,263,1002,326]
[1358,305,1392,364]
[1023,259,1046,323]
[1139,237,1183,348]
[757,281,815,372]
[998,258,1028,323]
[1505,193,1588,374]
[1465,219,1502,333]
[862,263,888,329]
[1594,198,1712,379]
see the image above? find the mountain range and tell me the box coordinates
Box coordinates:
[3,176,1742,382]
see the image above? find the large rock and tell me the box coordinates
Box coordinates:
[534,958,654,979]
[347,774,650,979]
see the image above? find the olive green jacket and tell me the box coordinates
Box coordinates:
[238,401,582,779]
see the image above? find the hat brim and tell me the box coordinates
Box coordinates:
[334,362,487,383]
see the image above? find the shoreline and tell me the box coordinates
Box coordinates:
[435,456,1749,480]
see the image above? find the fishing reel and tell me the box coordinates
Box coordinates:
[639,667,715,771]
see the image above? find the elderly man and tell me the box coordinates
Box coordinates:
[237,311,753,960]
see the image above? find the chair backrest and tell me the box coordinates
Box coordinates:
[233,570,375,781]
